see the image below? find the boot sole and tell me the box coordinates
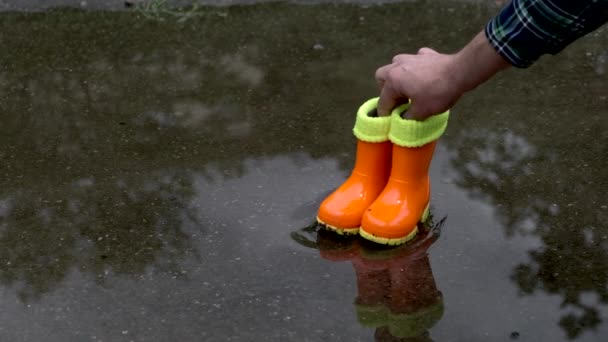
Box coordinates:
[316,217,360,235]
[358,203,430,245]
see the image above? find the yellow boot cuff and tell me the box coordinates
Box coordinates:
[352,98,392,143]
[388,104,450,147]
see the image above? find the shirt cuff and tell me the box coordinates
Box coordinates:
[484,0,538,68]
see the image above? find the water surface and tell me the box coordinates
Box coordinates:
[0,2,607,341]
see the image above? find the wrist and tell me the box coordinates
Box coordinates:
[451,31,511,93]
[445,52,475,94]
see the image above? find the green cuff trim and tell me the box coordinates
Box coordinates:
[355,296,444,337]
[355,303,389,327]
[352,98,391,143]
[388,104,450,147]
[388,297,444,338]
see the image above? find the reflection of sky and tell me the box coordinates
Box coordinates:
[0,198,10,218]
[1,150,606,341]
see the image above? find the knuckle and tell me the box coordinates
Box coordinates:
[374,68,384,80]
[385,71,403,89]
[418,47,437,55]
[388,67,402,80]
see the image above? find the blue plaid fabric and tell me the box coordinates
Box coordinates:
[485,0,608,68]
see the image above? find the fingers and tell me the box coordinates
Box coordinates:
[377,85,397,116]
[379,51,425,87]
[375,63,394,90]
[377,67,409,116]
[375,47,447,119]
[377,49,435,116]
[392,54,406,63]
[392,53,414,63]
[403,101,424,120]
[417,47,438,55]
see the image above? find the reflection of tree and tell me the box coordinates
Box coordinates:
[446,67,608,339]
[0,171,199,302]
[2,4,391,303]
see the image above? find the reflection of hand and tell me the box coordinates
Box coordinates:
[375,31,511,120]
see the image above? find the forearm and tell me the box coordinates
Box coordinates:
[447,0,608,97]
[450,31,511,94]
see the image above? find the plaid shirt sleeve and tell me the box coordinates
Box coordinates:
[485,0,608,68]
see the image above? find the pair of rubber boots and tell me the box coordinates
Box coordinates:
[317,98,449,245]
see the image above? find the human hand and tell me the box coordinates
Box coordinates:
[375,32,511,120]
[375,47,465,120]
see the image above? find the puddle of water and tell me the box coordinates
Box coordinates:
[0,1,607,341]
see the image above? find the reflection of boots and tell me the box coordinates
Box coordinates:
[386,255,443,339]
[316,229,359,262]
[317,98,392,234]
[316,223,442,341]
[360,104,449,245]
[352,260,391,328]
[374,327,433,342]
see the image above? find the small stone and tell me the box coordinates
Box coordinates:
[313,43,324,50]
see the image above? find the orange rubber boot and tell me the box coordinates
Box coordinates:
[360,104,449,245]
[317,98,392,234]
